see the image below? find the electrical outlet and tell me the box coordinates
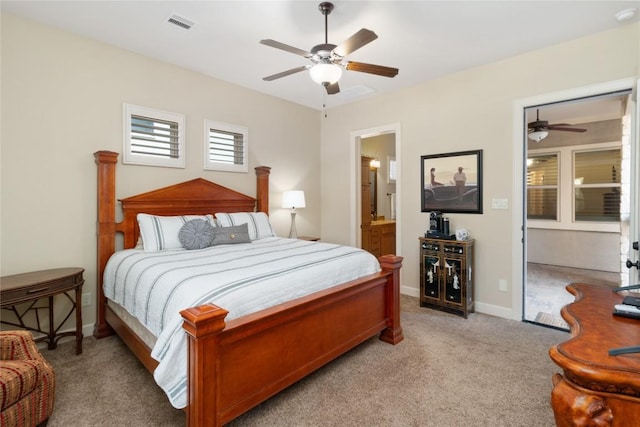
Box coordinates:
[81,293,91,307]
[498,279,508,292]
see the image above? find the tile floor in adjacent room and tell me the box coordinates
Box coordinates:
[525,263,620,329]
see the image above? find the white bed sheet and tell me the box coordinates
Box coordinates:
[103,237,380,408]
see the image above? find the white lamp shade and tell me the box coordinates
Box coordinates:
[528,130,549,142]
[309,64,342,85]
[282,190,306,209]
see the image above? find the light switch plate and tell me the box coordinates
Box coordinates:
[491,198,509,209]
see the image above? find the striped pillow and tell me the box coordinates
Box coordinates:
[215,212,275,240]
[137,214,216,252]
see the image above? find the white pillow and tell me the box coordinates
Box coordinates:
[137,214,216,252]
[215,212,275,240]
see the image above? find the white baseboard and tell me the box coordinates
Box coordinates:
[474,301,514,320]
[32,324,96,351]
[401,286,516,321]
[401,285,420,298]
[83,323,94,338]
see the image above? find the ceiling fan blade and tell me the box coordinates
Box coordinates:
[345,61,399,78]
[260,39,311,57]
[262,66,309,81]
[325,82,340,95]
[333,28,378,57]
[548,126,587,133]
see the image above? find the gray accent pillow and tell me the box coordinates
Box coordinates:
[178,219,216,250]
[211,223,251,246]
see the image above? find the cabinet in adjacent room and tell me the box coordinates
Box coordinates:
[364,220,396,258]
[419,237,474,318]
[361,156,396,257]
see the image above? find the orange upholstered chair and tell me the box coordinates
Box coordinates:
[0,331,55,427]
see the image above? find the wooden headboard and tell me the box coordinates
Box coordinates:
[93,150,270,337]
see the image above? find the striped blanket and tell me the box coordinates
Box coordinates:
[103,237,380,408]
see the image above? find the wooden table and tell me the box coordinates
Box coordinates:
[1,267,84,354]
[549,283,640,426]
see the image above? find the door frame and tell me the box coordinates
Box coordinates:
[512,77,637,321]
[349,122,402,251]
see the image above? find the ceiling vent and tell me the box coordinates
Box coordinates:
[167,14,194,30]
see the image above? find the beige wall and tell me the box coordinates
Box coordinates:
[320,23,639,317]
[528,230,620,272]
[1,14,321,332]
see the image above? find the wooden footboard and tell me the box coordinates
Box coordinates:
[181,255,403,426]
[93,151,403,426]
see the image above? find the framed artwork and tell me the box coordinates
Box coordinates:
[421,149,483,214]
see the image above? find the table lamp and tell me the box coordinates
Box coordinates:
[282,190,305,239]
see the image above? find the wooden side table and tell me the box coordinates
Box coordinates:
[1,267,84,354]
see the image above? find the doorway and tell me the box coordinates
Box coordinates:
[514,81,638,327]
[349,123,402,258]
[360,134,396,256]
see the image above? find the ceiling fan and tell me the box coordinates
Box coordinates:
[260,1,399,95]
[527,109,587,142]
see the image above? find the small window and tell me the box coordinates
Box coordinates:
[574,149,621,222]
[204,120,248,173]
[123,104,185,168]
[527,154,558,220]
[387,157,397,183]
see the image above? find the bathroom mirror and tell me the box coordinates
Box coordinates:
[370,168,378,219]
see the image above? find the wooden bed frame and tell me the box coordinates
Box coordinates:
[93,150,404,426]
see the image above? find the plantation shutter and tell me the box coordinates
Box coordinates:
[527,154,558,220]
[131,115,180,159]
[208,129,244,166]
[574,149,621,221]
[203,120,248,173]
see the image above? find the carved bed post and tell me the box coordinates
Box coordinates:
[378,254,404,344]
[94,151,118,338]
[255,166,271,214]
[181,304,229,427]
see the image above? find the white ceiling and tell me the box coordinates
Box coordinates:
[2,1,639,112]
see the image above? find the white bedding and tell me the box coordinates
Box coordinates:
[103,237,380,408]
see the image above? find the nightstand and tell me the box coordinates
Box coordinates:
[298,236,320,241]
[0,267,84,354]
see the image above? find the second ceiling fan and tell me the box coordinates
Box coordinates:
[528,109,587,142]
[260,2,399,95]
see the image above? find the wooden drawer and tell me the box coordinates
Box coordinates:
[1,268,84,306]
[0,267,85,354]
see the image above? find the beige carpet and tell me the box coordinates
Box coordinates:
[43,296,567,426]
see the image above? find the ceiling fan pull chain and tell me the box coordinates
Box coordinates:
[322,92,328,118]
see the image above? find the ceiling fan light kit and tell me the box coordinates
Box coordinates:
[310,63,342,85]
[260,2,399,95]
[528,130,549,142]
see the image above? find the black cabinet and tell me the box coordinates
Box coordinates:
[419,237,474,318]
